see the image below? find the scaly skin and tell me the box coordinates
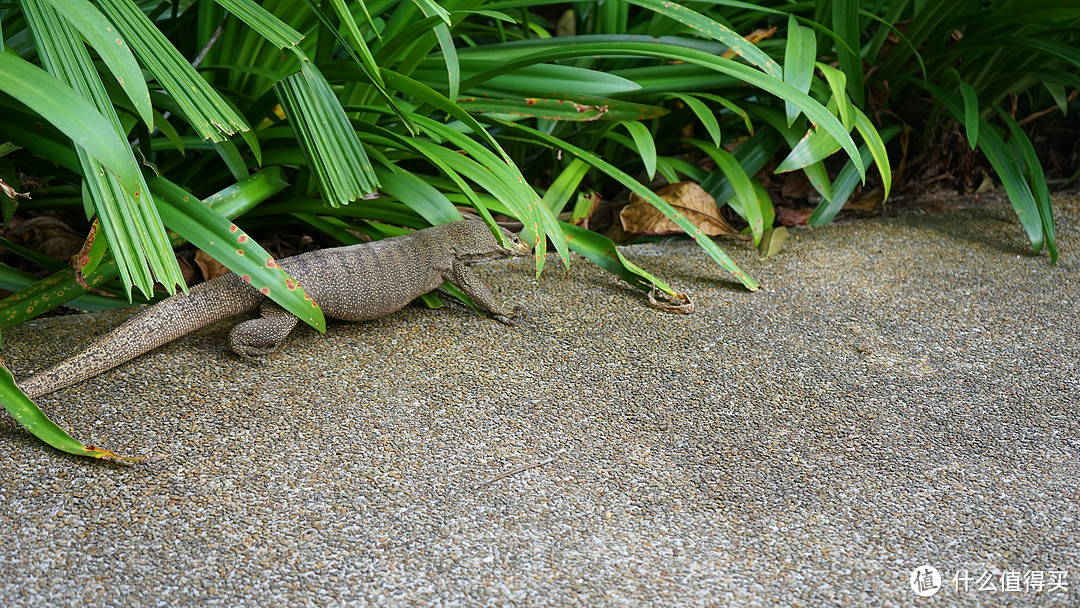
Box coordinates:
[18,220,532,399]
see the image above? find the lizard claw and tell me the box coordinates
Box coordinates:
[492,304,528,327]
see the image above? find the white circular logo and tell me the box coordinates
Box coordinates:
[910,565,942,597]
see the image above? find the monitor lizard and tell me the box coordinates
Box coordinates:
[17,220,531,399]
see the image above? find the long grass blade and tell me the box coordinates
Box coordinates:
[784,14,816,126]
[95,0,250,142]
[0,53,139,192]
[41,0,152,128]
[275,63,378,206]
[831,0,863,106]
[151,177,327,331]
[213,0,304,49]
[998,109,1057,263]
[1,362,135,460]
[23,0,183,298]
[625,0,781,78]
[494,119,759,291]
[925,81,1045,254]
[458,41,866,176]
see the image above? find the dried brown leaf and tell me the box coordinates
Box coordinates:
[620,181,738,236]
[195,249,230,281]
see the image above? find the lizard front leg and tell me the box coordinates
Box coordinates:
[229,299,300,364]
[447,263,527,326]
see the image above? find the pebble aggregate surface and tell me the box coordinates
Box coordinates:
[1,195,1078,607]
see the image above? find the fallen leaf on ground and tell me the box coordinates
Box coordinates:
[620,181,738,236]
[775,206,814,226]
[195,249,230,281]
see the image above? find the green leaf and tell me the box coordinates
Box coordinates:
[213,0,304,49]
[457,97,605,121]
[450,63,644,98]
[459,41,866,177]
[432,22,460,102]
[0,169,290,329]
[665,93,721,147]
[1044,81,1068,116]
[697,93,753,135]
[0,52,140,195]
[758,226,788,260]
[23,0,185,299]
[926,82,1045,255]
[494,119,759,291]
[775,123,842,174]
[831,0,864,106]
[95,0,250,142]
[541,158,591,215]
[559,221,690,306]
[380,70,569,268]
[41,0,152,128]
[997,109,1057,263]
[808,125,902,227]
[959,79,980,150]
[816,62,854,129]
[974,130,1042,252]
[456,95,667,122]
[618,120,657,181]
[322,0,386,87]
[372,165,464,225]
[1,361,137,460]
[625,0,782,78]
[784,14,816,126]
[275,63,378,206]
[151,177,327,332]
[685,139,764,245]
[852,106,893,201]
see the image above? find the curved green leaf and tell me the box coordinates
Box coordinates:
[462,42,865,177]
[373,165,464,225]
[665,93,721,147]
[685,139,764,245]
[492,118,759,291]
[998,109,1056,263]
[808,126,902,227]
[542,158,591,215]
[0,52,140,194]
[852,106,893,201]
[151,177,327,333]
[559,220,687,301]
[816,62,854,129]
[831,0,863,106]
[42,0,152,128]
[619,120,657,180]
[926,81,1045,254]
[946,67,980,150]
[1,362,136,460]
[784,14,816,126]
[626,0,782,78]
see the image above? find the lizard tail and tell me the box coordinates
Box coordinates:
[17,274,264,399]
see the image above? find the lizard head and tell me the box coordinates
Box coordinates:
[497,226,534,258]
[453,220,533,262]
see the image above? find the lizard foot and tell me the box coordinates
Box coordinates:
[232,342,285,366]
[492,304,528,327]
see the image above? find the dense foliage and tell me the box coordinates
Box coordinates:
[0,0,1077,456]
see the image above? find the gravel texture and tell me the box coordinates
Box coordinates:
[0,193,1078,607]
